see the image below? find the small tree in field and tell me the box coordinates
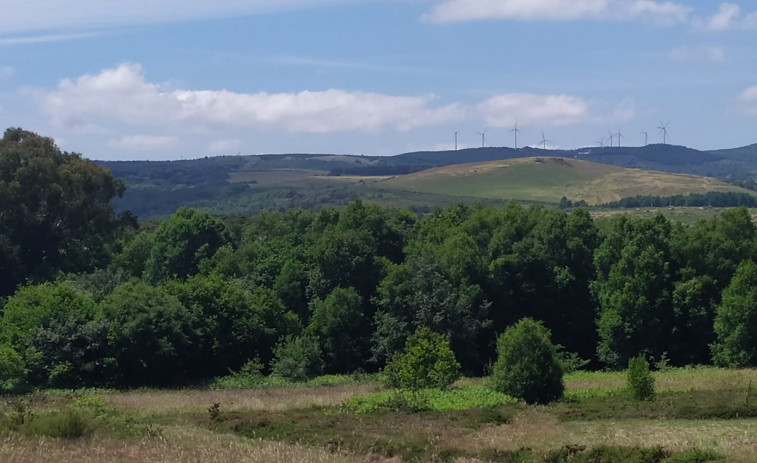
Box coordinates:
[384,326,460,391]
[491,318,564,404]
[626,354,655,401]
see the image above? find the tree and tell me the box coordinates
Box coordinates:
[491,318,564,404]
[0,128,126,295]
[384,326,460,391]
[711,260,757,367]
[164,274,300,377]
[144,207,231,284]
[0,281,108,388]
[101,281,201,386]
[307,287,369,374]
[593,215,674,369]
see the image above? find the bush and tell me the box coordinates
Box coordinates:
[270,335,323,382]
[22,407,94,439]
[627,354,655,401]
[491,318,564,404]
[383,326,460,391]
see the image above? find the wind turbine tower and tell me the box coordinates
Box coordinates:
[510,123,520,149]
[615,129,623,147]
[475,129,487,148]
[540,132,551,150]
[608,130,614,148]
[454,131,458,151]
[642,131,648,146]
[658,122,669,144]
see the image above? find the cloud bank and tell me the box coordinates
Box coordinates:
[40,63,608,136]
[424,0,690,24]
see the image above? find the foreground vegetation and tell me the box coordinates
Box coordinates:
[1,368,756,462]
[5,130,757,390]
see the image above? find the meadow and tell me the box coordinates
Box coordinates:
[1,368,756,463]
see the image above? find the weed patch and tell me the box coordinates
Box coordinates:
[347,385,517,414]
[21,407,94,439]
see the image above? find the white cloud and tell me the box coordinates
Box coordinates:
[424,0,689,24]
[40,63,463,133]
[0,32,100,46]
[706,3,740,30]
[739,86,757,116]
[476,93,589,128]
[0,0,337,35]
[697,3,757,31]
[109,134,179,151]
[669,45,726,63]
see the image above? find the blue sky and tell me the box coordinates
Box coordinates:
[1,0,757,160]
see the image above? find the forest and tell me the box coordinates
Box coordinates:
[2,127,757,392]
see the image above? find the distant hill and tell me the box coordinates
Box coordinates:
[96,142,757,218]
[377,144,745,178]
[372,157,751,205]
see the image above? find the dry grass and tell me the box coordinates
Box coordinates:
[0,426,363,463]
[565,368,757,394]
[374,157,750,205]
[6,369,757,462]
[103,383,380,416]
[465,411,757,463]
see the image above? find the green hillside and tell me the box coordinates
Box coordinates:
[373,157,752,205]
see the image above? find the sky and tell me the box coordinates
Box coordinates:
[1,0,757,160]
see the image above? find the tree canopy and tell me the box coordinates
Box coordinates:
[0,128,126,295]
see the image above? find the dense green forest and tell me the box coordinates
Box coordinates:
[3,128,757,391]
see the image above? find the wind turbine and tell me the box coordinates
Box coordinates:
[539,132,551,150]
[608,130,614,148]
[454,131,458,151]
[597,137,605,147]
[615,128,623,147]
[642,131,648,146]
[475,128,487,148]
[657,122,669,144]
[510,123,520,149]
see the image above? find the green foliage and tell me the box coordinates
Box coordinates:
[270,335,323,382]
[711,260,757,367]
[491,318,564,404]
[0,128,126,296]
[144,207,232,284]
[101,281,201,386]
[347,385,516,414]
[556,346,591,374]
[384,326,461,391]
[627,354,656,401]
[0,344,27,393]
[594,214,674,369]
[307,287,368,374]
[21,407,94,439]
[0,281,109,388]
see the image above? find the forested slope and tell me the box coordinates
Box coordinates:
[3,199,757,390]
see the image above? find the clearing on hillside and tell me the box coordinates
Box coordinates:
[372,157,752,205]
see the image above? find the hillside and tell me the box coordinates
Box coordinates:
[371,157,751,205]
[96,142,757,217]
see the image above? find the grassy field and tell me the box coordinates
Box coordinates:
[2,368,757,462]
[369,157,752,206]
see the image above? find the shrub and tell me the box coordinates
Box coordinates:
[383,326,460,391]
[0,344,27,393]
[22,407,94,439]
[270,335,323,382]
[627,354,655,401]
[491,318,564,404]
